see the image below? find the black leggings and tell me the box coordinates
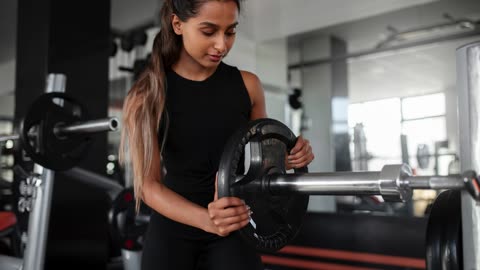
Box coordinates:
[141,212,264,270]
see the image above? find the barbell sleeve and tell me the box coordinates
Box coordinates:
[402,175,465,189]
[54,117,119,136]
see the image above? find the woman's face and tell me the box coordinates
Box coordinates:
[172,1,238,69]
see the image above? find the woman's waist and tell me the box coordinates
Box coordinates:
[163,174,215,205]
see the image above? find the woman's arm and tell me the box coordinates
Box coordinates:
[142,140,251,236]
[240,70,314,169]
[240,70,267,120]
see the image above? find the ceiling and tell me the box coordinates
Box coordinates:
[344,0,480,103]
[242,0,437,42]
[284,0,480,103]
[0,0,439,64]
[348,36,480,103]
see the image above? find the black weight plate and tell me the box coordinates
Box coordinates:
[218,118,309,252]
[20,93,91,171]
[426,190,462,270]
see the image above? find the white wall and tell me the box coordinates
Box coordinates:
[445,86,459,153]
[0,60,15,95]
[264,91,287,122]
[0,60,15,117]
[255,38,288,90]
[224,32,257,73]
[0,94,14,117]
[227,34,289,122]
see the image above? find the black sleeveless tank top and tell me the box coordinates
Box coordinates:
[159,62,252,196]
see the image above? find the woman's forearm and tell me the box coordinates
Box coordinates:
[142,178,213,233]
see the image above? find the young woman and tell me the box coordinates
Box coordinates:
[120,0,315,269]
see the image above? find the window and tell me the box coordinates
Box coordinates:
[348,93,449,173]
[401,93,452,176]
[348,93,450,216]
[348,98,402,171]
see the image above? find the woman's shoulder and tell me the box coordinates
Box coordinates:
[239,69,261,93]
[220,62,257,78]
[239,69,259,83]
[219,62,261,90]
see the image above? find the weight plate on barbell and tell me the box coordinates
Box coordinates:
[426,189,462,270]
[218,118,309,252]
[20,92,92,171]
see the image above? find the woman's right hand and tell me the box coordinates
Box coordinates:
[206,174,252,237]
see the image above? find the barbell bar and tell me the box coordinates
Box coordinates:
[0,93,119,171]
[218,118,479,252]
[53,118,118,137]
[0,118,117,144]
[238,164,478,202]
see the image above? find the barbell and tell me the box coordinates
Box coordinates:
[217,118,480,252]
[1,92,147,254]
[0,92,118,171]
[0,92,119,256]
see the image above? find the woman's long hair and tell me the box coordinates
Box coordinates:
[120,0,241,211]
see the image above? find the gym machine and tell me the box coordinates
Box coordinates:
[0,74,118,270]
[60,167,147,270]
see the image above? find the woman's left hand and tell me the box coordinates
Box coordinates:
[286,136,314,170]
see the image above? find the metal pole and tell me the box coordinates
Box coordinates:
[404,175,465,190]
[122,250,142,270]
[54,117,119,136]
[0,117,117,143]
[22,165,54,270]
[265,171,466,195]
[457,41,480,270]
[62,167,123,199]
[22,73,66,270]
[45,74,67,93]
[267,172,382,195]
